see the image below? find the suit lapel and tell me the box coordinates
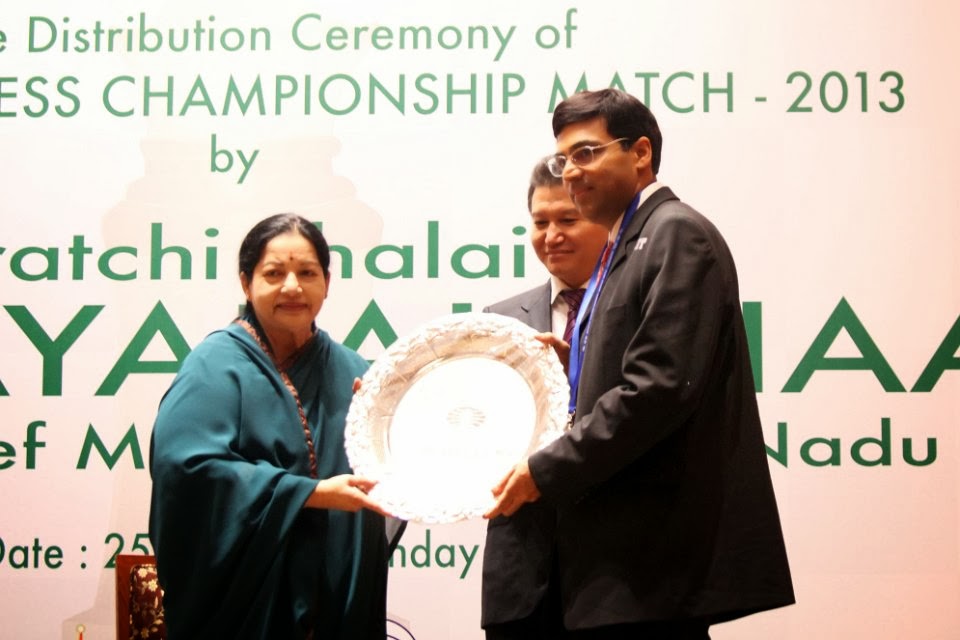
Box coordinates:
[607,186,679,274]
[520,281,552,332]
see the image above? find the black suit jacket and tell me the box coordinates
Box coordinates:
[480,282,557,627]
[529,187,795,628]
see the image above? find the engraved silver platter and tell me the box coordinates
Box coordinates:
[345,312,569,523]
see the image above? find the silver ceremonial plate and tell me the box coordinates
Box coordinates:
[345,312,569,523]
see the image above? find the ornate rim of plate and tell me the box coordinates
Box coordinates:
[345,312,569,523]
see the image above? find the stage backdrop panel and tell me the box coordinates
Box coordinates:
[1,1,957,638]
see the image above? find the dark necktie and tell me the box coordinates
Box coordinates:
[560,288,586,344]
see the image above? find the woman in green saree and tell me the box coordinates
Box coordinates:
[149,213,399,639]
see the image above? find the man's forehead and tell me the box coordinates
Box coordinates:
[530,201,578,218]
[556,116,610,144]
[531,185,572,203]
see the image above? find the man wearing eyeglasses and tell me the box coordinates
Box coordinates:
[480,156,608,640]
[485,88,795,639]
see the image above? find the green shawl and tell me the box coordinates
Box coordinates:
[149,320,388,639]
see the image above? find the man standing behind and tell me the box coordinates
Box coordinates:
[481,157,608,640]
[485,88,795,639]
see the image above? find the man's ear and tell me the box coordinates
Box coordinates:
[633,136,653,170]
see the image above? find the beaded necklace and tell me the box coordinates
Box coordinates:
[235,318,319,479]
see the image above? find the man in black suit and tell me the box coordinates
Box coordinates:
[485,89,795,639]
[481,157,608,640]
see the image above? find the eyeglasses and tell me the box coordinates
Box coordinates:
[547,138,630,177]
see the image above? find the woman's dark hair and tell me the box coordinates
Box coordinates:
[238,213,330,316]
[552,88,663,175]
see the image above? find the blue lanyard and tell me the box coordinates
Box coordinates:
[567,191,642,414]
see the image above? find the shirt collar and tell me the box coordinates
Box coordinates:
[549,274,590,305]
[608,181,664,242]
